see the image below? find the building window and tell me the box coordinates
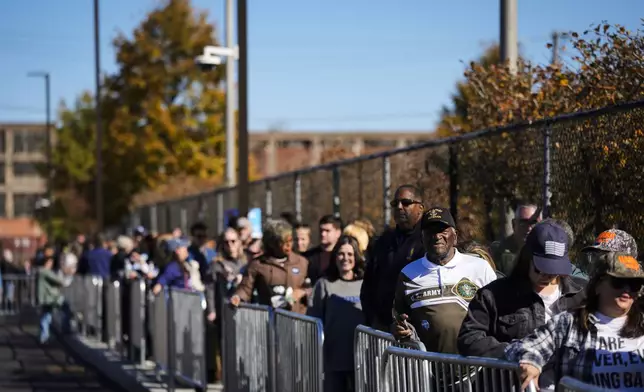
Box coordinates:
[13,193,39,217]
[0,163,5,184]
[0,129,6,154]
[13,130,45,154]
[13,162,40,177]
[0,194,5,217]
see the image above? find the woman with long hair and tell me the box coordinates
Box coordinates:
[506,251,644,391]
[458,221,586,361]
[308,235,366,392]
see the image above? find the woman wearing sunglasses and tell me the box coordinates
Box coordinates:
[506,251,644,391]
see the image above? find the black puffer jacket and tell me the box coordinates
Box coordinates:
[360,224,424,329]
[457,275,586,358]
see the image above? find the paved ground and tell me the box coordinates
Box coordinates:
[0,313,118,392]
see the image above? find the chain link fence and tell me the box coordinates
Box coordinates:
[131,100,644,255]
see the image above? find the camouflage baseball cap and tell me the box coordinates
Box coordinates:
[581,229,638,257]
[592,251,644,280]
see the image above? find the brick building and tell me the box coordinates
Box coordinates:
[0,123,48,244]
[250,131,432,177]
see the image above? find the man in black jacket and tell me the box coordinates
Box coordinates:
[360,184,425,331]
[304,215,343,286]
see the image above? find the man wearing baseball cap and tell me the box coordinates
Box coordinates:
[392,206,497,354]
[580,229,639,275]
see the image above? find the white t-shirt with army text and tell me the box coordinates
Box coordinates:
[591,312,644,390]
[394,250,497,353]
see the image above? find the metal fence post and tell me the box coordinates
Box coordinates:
[332,166,341,219]
[543,123,552,218]
[265,180,273,219]
[294,173,302,223]
[165,203,171,233]
[150,204,158,233]
[382,156,391,228]
[448,143,459,223]
[216,192,224,234]
[197,195,206,221]
[180,207,188,235]
[358,160,364,217]
[167,290,176,392]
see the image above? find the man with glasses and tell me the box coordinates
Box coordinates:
[360,184,425,331]
[492,204,542,276]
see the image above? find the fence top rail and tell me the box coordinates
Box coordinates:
[355,324,396,342]
[138,98,644,208]
[1,274,36,280]
[383,346,520,370]
[227,301,273,313]
[275,308,324,326]
[169,287,205,297]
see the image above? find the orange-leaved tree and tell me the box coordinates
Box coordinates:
[52,0,231,230]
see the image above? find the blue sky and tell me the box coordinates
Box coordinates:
[1,0,642,132]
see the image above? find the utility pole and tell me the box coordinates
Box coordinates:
[552,32,561,65]
[94,0,104,232]
[225,0,236,186]
[237,0,249,217]
[551,32,569,66]
[27,72,52,241]
[500,0,518,74]
[44,74,51,240]
[499,0,518,238]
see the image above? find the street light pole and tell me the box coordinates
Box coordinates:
[237,0,249,217]
[27,71,52,241]
[94,0,104,232]
[225,0,236,187]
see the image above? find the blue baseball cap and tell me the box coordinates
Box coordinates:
[165,238,190,253]
[526,221,572,275]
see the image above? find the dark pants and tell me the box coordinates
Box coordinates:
[325,370,355,392]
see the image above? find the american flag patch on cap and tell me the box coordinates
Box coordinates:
[544,241,566,256]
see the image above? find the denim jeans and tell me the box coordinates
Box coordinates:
[40,302,72,343]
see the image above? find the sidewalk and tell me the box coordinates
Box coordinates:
[52,321,223,392]
[0,312,118,392]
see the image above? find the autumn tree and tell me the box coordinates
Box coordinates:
[48,93,97,236]
[437,22,644,246]
[51,0,227,230]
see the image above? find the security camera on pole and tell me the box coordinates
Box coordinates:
[196,0,239,188]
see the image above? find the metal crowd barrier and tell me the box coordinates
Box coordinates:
[222,302,274,392]
[148,288,208,392]
[354,325,427,392]
[128,279,147,364]
[149,291,170,372]
[62,275,104,339]
[558,376,610,392]
[0,274,37,314]
[380,346,537,392]
[274,308,324,392]
[168,288,207,390]
[105,280,122,353]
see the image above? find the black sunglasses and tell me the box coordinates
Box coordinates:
[608,276,644,293]
[390,198,422,208]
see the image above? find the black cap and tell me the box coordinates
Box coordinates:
[525,221,572,276]
[421,207,456,229]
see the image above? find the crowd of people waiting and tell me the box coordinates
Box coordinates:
[5,183,644,392]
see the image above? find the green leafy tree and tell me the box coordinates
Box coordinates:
[51,0,227,229]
